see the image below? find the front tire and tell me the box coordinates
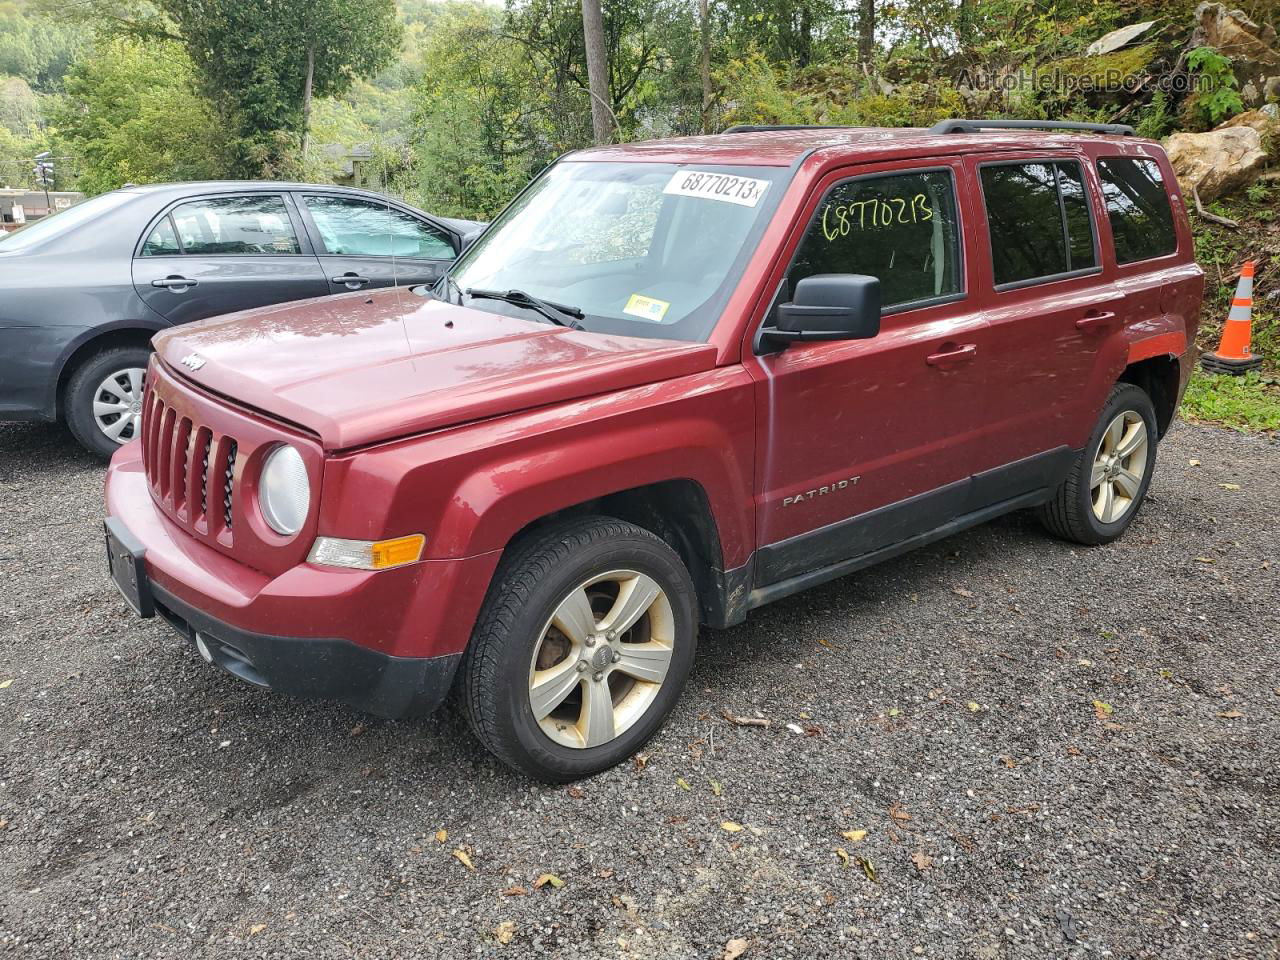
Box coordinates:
[460,516,697,782]
[64,346,151,460]
[1037,382,1158,545]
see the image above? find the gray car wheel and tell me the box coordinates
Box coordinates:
[65,346,151,459]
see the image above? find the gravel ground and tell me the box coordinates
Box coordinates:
[1,418,1277,960]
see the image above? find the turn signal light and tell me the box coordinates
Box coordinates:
[308,534,426,571]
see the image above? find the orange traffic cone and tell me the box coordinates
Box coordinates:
[1202,260,1263,374]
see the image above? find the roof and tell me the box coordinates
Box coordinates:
[573,125,1153,167]
[118,180,400,200]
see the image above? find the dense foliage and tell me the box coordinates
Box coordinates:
[3,0,1280,210]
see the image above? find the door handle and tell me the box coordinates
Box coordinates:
[1075,310,1116,332]
[926,343,977,366]
[151,276,198,290]
[332,273,371,288]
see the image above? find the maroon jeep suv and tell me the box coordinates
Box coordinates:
[104,119,1204,780]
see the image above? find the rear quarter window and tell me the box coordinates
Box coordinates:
[1096,157,1177,264]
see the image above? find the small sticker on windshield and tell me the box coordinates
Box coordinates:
[663,171,770,207]
[623,293,670,322]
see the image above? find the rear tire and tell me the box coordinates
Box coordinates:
[64,346,151,460]
[460,516,697,782]
[1037,383,1158,545]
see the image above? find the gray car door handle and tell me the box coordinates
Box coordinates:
[332,274,371,288]
[151,276,198,290]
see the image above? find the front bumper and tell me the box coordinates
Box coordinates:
[104,441,500,718]
[149,577,460,718]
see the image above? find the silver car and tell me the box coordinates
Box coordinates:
[0,181,482,457]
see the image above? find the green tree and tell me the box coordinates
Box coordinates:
[155,0,403,176]
[53,36,225,194]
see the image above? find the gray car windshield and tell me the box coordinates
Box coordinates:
[447,161,787,342]
[0,190,135,252]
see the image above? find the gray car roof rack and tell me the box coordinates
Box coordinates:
[928,118,1137,136]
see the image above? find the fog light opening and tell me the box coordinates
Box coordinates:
[194,632,214,663]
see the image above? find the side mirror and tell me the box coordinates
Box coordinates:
[458,226,484,254]
[761,274,881,346]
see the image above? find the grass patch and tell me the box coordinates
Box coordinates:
[1181,370,1280,432]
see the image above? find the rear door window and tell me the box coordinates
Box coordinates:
[168,195,301,255]
[980,160,1098,287]
[140,215,180,256]
[788,168,963,311]
[1097,157,1177,264]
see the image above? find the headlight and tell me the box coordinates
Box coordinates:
[258,444,310,536]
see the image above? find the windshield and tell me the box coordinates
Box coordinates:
[0,190,135,252]
[447,160,788,342]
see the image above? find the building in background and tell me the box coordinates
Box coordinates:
[0,189,85,231]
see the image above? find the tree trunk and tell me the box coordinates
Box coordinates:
[580,0,613,144]
[699,0,712,134]
[301,44,315,162]
[859,0,875,69]
[958,0,972,57]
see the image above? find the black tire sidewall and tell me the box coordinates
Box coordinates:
[65,346,152,460]
[1073,384,1158,544]
[487,531,697,782]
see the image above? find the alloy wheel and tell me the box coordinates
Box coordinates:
[1090,410,1148,523]
[528,569,676,750]
[92,367,146,445]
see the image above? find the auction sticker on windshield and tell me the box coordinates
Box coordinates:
[663,171,770,207]
[623,293,670,322]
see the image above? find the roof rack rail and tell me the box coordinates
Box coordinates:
[721,124,852,134]
[929,118,1136,137]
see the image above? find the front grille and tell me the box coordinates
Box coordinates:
[143,386,239,540]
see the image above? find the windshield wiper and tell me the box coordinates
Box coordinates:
[465,287,585,330]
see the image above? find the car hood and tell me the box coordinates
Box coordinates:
[153,289,718,450]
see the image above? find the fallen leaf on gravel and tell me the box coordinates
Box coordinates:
[888,802,911,823]
[248,923,266,935]
[835,847,850,866]
[0,679,13,689]
[888,707,901,718]
[841,829,868,844]
[452,850,475,871]
[349,722,366,736]
[857,856,878,882]
[1217,710,1244,719]
[1195,557,1216,564]
[494,921,516,944]
[435,829,447,844]
[1001,756,1017,769]
[676,777,691,791]
[710,779,722,797]
[803,723,823,737]
[816,637,836,649]
[1219,482,1241,491]
[724,938,750,960]
[1188,459,1201,466]
[1092,700,1113,720]
[785,722,805,735]
[1066,745,1082,756]
[966,701,981,713]
[567,786,584,799]
[722,710,769,727]
[952,587,974,598]
[633,753,649,770]
[501,886,528,897]
[534,873,564,889]
[720,821,743,833]
[911,851,934,872]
